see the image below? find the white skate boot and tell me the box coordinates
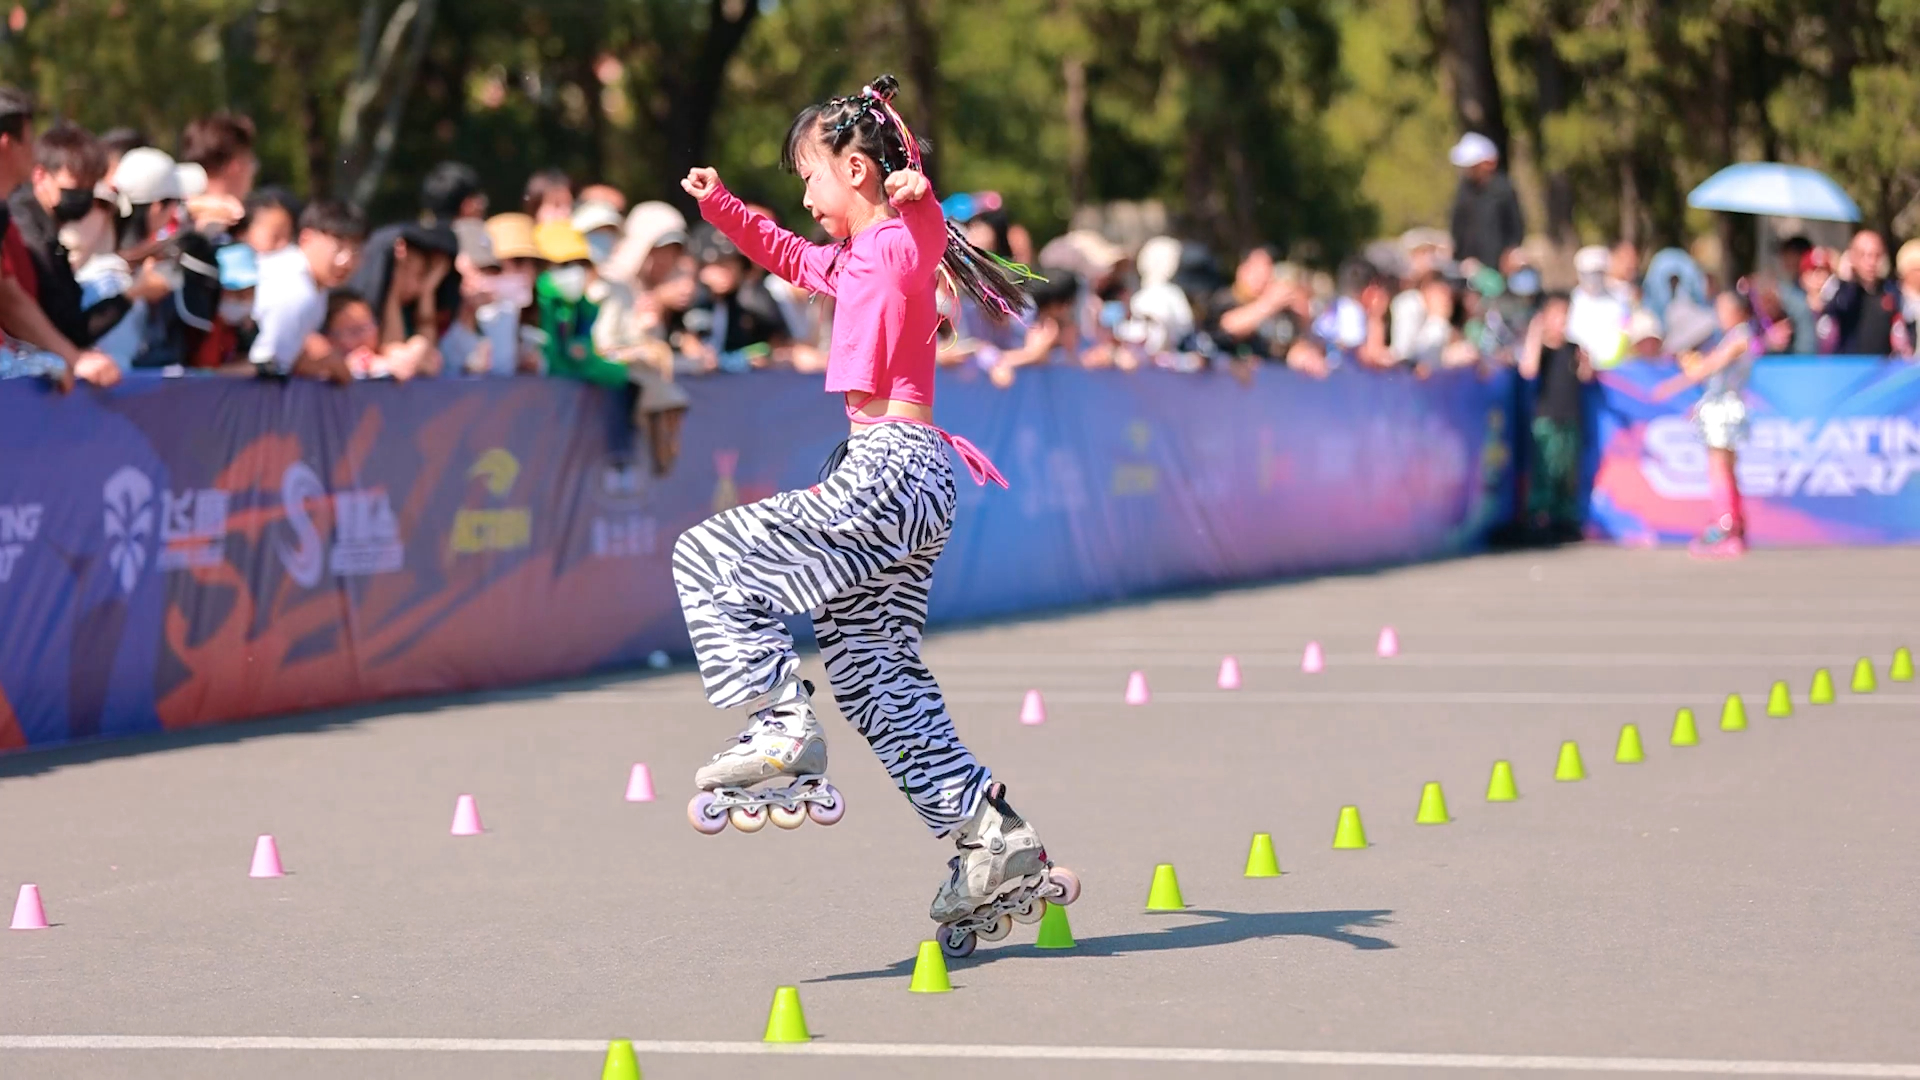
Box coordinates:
[929,782,1080,957]
[687,679,844,834]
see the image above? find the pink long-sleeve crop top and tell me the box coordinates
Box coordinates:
[698,183,948,406]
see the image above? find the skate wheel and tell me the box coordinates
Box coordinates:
[687,792,728,835]
[1047,866,1081,906]
[806,786,845,826]
[728,804,767,833]
[938,926,977,959]
[1012,897,1047,925]
[977,914,1013,942]
[770,803,808,830]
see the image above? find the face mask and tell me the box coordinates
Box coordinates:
[587,231,617,267]
[54,187,94,224]
[219,298,253,326]
[545,265,588,304]
[491,271,532,309]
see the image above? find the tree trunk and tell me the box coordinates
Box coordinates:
[1530,27,1575,249]
[1617,153,1639,248]
[662,0,763,212]
[333,0,441,208]
[1439,0,1508,162]
[896,0,941,190]
[351,0,440,209]
[1063,53,1089,210]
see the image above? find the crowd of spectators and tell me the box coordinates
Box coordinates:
[2,88,1912,502]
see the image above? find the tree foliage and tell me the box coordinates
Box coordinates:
[3,0,1918,267]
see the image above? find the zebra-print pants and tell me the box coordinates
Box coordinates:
[671,421,990,835]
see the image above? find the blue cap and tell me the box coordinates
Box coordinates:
[216,244,258,291]
[939,193,975,223]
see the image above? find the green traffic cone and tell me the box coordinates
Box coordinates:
[1891,647,1913,682]
[1554,741,1585,781]
[1145,863,1185,910]
[1485,760,1518,802]
[1333,805,1368,848]
[602,1039,640,1080]
[1720,693,1747,731]
[908,940,952,993]
[762,986,810,1043]
[1670,707,1699,746]
[1035,900,1076,949]
[1852,657,1876,694]
[1615,723,1644,764]
[1415,782,1449,824]
[1810,668,1835,704]
[1767,681,1792,717]
[1244,833,1281,877]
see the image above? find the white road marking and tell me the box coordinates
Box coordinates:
[568,688,1918,708]
[1,1036,1918,1075]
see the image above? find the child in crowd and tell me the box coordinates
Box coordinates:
[1519,292,1591,542]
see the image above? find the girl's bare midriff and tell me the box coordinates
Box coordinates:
[848,393,934,433]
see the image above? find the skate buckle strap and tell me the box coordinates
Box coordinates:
[844,395,1009,489]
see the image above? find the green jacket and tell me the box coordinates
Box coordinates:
[535,277,628,388]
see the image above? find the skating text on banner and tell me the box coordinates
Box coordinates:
[0,366,1513,752]
[1589,356,1920,545]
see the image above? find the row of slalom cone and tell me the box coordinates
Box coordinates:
[9,769,670,933]
[1020,627,1401,722]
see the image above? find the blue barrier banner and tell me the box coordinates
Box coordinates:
[0,365,1513,751]
[1590,356,1920,545]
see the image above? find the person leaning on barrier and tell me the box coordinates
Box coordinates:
[248,199,367,383]
[0,86,117,390]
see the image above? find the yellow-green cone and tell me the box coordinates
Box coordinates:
[1244,833,1281,877]
[1615,724,1644,763]
[1670,707,1699,746]
[1332,805,1368,848]
[1810,668,1835,704]
[602,1039,640,1080]
[1720,693,1747,731]
[1035,900,1076,949]
[1145,863,1186,910]
[1486,760,1518,802]
[1852,657,1876,693]
[1767,681,1792,717]
[1891,647,1913,682]
[1554,741,1585,781]
[762,986,810,1043]
[908,940,952,993]
[1415,782,1449,824]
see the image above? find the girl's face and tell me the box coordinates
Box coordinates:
[794,133,876,240]
[327,300,379,355]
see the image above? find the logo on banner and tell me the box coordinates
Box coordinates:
[1110,420,1159,496]
[1642,415,1920,498]
[158,486,230,571]
[0,502,42,583]
[103,466,155,594]
[277,463,405,587]
[451,448,532,554]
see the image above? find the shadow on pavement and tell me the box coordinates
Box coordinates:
[811,908,1395,983]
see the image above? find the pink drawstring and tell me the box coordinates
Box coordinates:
[844,395,1009,489]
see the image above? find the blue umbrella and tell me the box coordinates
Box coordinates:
[1687,162,1861,222]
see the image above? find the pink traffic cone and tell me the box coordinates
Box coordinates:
[248,835,284,878]
[625,763,656,803]
[1377,626,1399,658]
[1301,641,1325,674]
[1217,655,1242,690]
[1019,689,1047,725]
[450,794,483,836]
[1124,670,1150,705]
[10,883,48,930]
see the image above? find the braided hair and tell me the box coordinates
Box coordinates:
[781,74,1033,324]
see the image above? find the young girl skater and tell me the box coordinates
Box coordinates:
[670,75,1078,957]
[1656,280,1789,558]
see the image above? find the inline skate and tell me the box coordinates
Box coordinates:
[687,679,845,833]
[929,782,1079,958]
